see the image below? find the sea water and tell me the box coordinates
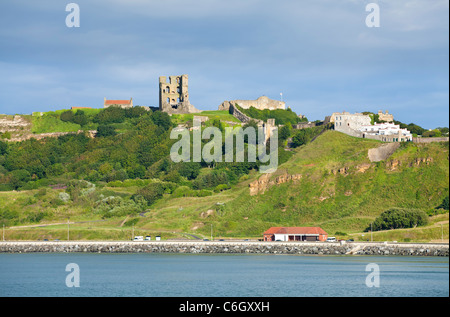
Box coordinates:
[0,253,448,297]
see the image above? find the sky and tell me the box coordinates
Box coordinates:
[0,0,448,129]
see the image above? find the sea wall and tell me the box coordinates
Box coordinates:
[0,241,448,256]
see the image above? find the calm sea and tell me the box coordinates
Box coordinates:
[0,253,448,297]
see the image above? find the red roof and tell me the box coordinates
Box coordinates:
[264,227,327,235]
[104,99,131,105]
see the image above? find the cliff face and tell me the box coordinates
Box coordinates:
[249,172,302,196]
[0,115,32,141]
[0,115,30,131]
[368,142,401,162]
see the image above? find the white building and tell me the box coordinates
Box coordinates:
[331,111,371,130]
[358,122,412,142]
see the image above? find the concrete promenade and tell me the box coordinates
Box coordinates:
[0,240,448,256]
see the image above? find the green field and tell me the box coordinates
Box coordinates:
[31,108,102,133]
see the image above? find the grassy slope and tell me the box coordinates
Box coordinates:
[3,131,449,241]
[143,130,449,239]
[31,109,102,133]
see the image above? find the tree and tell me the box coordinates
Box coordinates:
[279,125,291,142]
[125,106,147,118]
[178,162,201,180]
[371,208,428,231]
[60,110,74,122]
[9,169,31,190]
[72,110,88,126]
[0,140,7,155]
[94,107,126,124]
[135,182,165,205]
[96,125,116,137]
[151,111,172,130]
[437,195,449,211]
[291,130,310,147]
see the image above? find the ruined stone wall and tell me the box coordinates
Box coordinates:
[159,74,200,114]
[229,104,263,124]
[413,137,449,143]
[219,96,285,111]
[378,110,394,122]
[292,122,316,129]
[5,130,96,142]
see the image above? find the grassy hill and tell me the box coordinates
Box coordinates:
[1,129,448,242]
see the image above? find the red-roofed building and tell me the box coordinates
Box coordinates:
[104,98,133,109]
[263,227,328,242]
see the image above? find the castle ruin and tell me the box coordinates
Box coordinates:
[378,110,394,122]
[159,74,200,114]
[219,96,285,111]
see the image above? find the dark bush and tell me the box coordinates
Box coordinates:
[96,125,117,137]
[370,208,429,231]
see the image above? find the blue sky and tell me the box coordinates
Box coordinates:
[0,0,448,129]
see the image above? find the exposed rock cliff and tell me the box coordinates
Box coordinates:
[249,172,302,196]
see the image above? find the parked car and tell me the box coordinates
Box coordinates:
[133,236,144,241]
[326,237,337,242]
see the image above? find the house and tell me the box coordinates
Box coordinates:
[104,98,133,109]
[358,122,412,142]
[330,111,371,137]
[263,227,328,242]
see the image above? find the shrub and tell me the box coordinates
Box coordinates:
[0,140,8,155]
[60,110,74,122]
[94,196,146,218]
[96,125,117,137]
[192,170,229,190]
[58,192,70,202]
[436,195,449,211]
[370,208,429,231]
[94,107,126,124]
[134,182,165,205]
[214,184,230,193]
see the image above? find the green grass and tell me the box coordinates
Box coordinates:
[31,109,102,133]
[199,110,241,123]
[349,214,449,243]
[171,110,241,126]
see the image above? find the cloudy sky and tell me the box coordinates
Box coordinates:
[0,0,448,129]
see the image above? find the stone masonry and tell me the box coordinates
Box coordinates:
[159,74,200,114]
[219,96,285,111]
[0,241,447,256]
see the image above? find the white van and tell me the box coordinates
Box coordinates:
[326,237,337,242]
[133,236,144,241]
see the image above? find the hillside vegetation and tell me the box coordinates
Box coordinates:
[0,107,448,242]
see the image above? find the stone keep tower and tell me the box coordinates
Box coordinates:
[159,74,199,114]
